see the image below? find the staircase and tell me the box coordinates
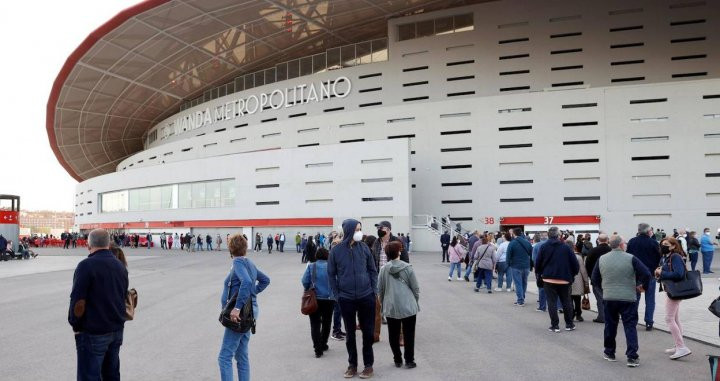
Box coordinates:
[412,214,469,251]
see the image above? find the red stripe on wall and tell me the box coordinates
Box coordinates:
[500,215,600,225]
[79,217,334,230]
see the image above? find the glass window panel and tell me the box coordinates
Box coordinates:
[205,181,222,208]
[101,191,127,213]
[191,182,206,208]
[312,53,326,73]
[300,56,313,76]
[287,59,299,79]
[398,23,415,41]
[371,39,388,62]
[149,187,161,210]
[203,89,212,102]
[276,63,287,81]
[212,87,219,99]
[160,185,173,209]
[128,189,140,211]
[255,71,264,87]
[234,77,244,92]
[416,20,434,37]
[356,41,372,65]
[435,17,453,35]
[221,180,236,207]
[327,47,341,69]
[265,68,276,85]
[454,13,474,32]
[227,82,234,94]
[341,45,356,67]
[219,85,227,97]
[244,74,254,89]
[178,184,192,208]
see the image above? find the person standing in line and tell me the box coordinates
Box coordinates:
[626,223,661,331]
[656,237,692,360]
[207,234,213,251]
[327,219,377,379]
[180,234,185,251]
[531,232,548,311]
[69,229,128,380]
[301,234,308,255]
[168,233,174,251]
[447,236,466,281]
[535,227,579,332]
[174,233,179,249]
[591,234,650,367]
[585,234,612,323]
[146,232,152,249]
[274,233,280,251]
[279,233,286,252]
[216,234,223,251]
[190,234,196,252]
[506,228,532,306]
[378,241,419,369]
[218,234,271,381]
[494,232,513,291]
[440,231,450,263]
[687,231,701,272]
[296,232,302,253]
[571,248,589,322]
[303,236,317,264]
[160,232,166,250]
[302,247,334,358]
[197,234,204,251]
[471,237,497,293]
[266,234,273,254]
[254,233,261,252]
[701,227,718,274]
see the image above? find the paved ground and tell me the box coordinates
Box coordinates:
[1,247,719,380]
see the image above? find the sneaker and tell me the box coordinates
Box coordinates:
[670,347,692,360]
[494,288,503,292]
[464,276,469,282]
[513,302,519,306]
[548,326,560,333]
[448,277,452,281]
[394,362,402,368]
[315,351,323,358]
[405,362,417,369]
[664,348,676,354]
[645,324,653,331]
[505,288,512,292]
[576,316,584,322]
[565,325,576,331]
[592,318,604,323]
[457,277,463,281]
[535,307,546,312]
[626,358,640,367]
[518,303,525,307]
[344,366,358,378]
[603,353,617,362]
[487,290,492,294]
[474,288,479,292]
[359,367,373,379]
[331,333,345,341]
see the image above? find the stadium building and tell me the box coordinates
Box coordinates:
[48,0,720,250]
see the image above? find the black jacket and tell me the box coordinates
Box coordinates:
[440,233,450,247]
[371,234,409,268]
[626,234,661,270]
[585,243,612,285]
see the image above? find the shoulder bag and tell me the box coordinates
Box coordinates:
[219,260,257,334]
[301,264,319,315]
[709,295,720,318]
[581,294,591,310]
[663,253,703,300]
[472,246,490,273]
[125,288,138,321]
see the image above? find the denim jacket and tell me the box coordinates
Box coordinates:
[301,260,331,299]
[220,257,270,318]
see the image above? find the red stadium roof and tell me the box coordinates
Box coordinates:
[47,0,488,181]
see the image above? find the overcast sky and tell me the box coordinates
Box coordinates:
[0,0,138,211]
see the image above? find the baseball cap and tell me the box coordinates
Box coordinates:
[374,221,392,230]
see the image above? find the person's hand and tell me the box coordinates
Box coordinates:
[230,308,241,323]
[654,268,662,278]
[636,285,645,293]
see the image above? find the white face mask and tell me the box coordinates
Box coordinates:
[353,231,363,242]
[706,232,711,236]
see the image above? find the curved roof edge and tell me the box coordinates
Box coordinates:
[45,0,170,183]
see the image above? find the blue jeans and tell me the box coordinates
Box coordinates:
[218,328,251,381]
[496,262,512,288]
[449,262,462,278]
[464,263,474,279]
[332,302,343,334]
[538,288,547,310]
[702,250,714,273]
[603,300,639,360]
[475,268,493,290]
[635,278,656,325]
[689,250,698,271]
[511,268,529,304]
[75,329,123,381]
[208,243,213,250]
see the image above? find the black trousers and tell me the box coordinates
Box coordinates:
[544,283,574,328]
[338,294,376,368]
[572,295,582,318]
[310,299,335,353]
[387,315,416,364]
[441,246,449,262]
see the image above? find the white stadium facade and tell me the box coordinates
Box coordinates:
[48,0,720,251]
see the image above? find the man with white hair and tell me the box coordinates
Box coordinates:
[626,223,660,331]
[68,229,129,380]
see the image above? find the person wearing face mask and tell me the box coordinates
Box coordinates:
[327,219,378,379]
[700,228,719,274]
[656,237,692,360]
[371,221,409,271]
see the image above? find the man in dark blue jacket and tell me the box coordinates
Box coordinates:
[535,227,580,332]
[69,229,128,381]
[328,219,378,379]
[440,231,450,262]
[626,223,660,331]
[506,227,533,306]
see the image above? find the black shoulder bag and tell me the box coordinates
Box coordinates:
[663,253,703,301]
[219,261,256,334]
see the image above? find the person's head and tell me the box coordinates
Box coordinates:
[704,228,711,235]
[564,235,575,248]
[533,234,541,243]
[109,244,127,267]
[547,226,560,239]
[375,221,392,239]
[597,234,609,244]
[503,232,512,242]
[315,247,329,261]
[480,236,489,245]
[638,223,652,236]
[661,237,686,257]
[87,229,111,252]
[341,219,363,245]
[385,241,404,260]
[363,235,377,248]
[512,227,523,237]
[450,236,458,247]
[689,230,696,238]
[228,234,248,258]
[609,234,626,250]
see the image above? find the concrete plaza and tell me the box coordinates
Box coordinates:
[1,247,719,380]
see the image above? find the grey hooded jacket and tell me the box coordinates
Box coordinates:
[377,259,420,319]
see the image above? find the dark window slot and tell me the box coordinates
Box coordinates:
[499,37,529,44]
[499,125,532,131]
[411,184,416,188]
[672,72,707,78]
[262,106,272,111]
[671,36,706,43]
[551,48,582,54]
[610,25,643,32]
[359,87,382,93]
[550,15,581,22]
[404,96,429,102]
[341,139,365,143]
[705,173,720,177]
[499,143,532,149]
[552,81,584,87]
[442,182,473,187]
[669,2,706,9]
[500,70,530,75]
[563,121,598,127]
[611,59,644,66]
[611,76,645,82]
[441,200,473,204]
[298,143,320,147]
[500,179,533,184]
[214,128,226,133]
[552,65,583,71]
[448,91,476,97]
[388,134,416,139]
[562,103,597,109]
[441,147,472,152]
[671,54,707,60]
[403,81,429,87]
[289,112,307,118]
[256,184,279,189]
[563,140,599,145]
[235,123,248,128]
[411,151,416,154]
[441,165,472,169]
[630,98,667,104]
[564,158,599,163]
[359,72,382,79]
[449,217,473,221]
[703,94,720,99]
[564,196,601,201]
[403,66,429,72]
[500,198,534,202]
[181,148,192,152]
[324,107,345,112]
[611,42,644,48]
[256,201,280,205]
[500,86,530,92]
[609,8,643,16]
[708,213,720,217]
[359,102,382,107]
[411,168,416,171]
[447,75,475,81]
[631,156,669,161]
[362,197,393,202]
[447,60,475,66]
[550,32,582,38]
[670,19,705,26]
[499,54,529,60]
[441,130,471,135]
[261,117,277,123]
[196,133,206,137]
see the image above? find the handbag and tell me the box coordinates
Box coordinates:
[125,288,138,321]
[662,254,703,300]
[581,294,591,310]
[301,264,319,315]
[219,261,256,334]
[709,296,720,318]
[472,246,490,273]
